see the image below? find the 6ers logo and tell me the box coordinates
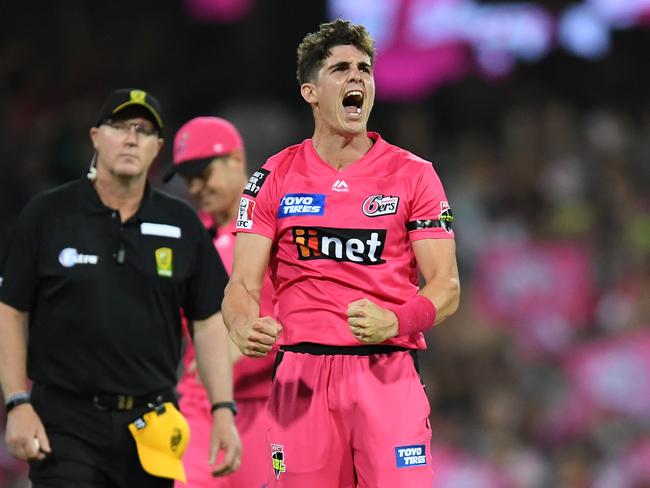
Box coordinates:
[292,227,386,265]
[362,194,399,217]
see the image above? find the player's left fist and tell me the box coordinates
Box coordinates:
[347,298,399,344]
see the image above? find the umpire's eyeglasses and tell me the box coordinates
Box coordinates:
[102,118,159,137]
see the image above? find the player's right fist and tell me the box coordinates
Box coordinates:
[232,316,282,357]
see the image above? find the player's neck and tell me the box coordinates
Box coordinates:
[312,130,372,171]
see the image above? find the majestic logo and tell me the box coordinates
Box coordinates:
[155,247,173,277]
[362,195,400,217]
[439,201,454,233]
[292,227,386,265]
[278,193,325,218]
[395,444,427,468]
[331,179,349,192]
[271,444,286,479]
[174,132,189,160]
[243,168,271,197]
[236,198,255,229]
[58,248,99,268]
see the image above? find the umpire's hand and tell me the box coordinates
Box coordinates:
[347,298,399,343]
[229,316,282,357]
[5,403,51,460]
[210,408,241,477]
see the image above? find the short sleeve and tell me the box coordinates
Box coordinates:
[407,162,455,241]
[0,195,46,311]
[182,224,229,321]
[235,165,277,240]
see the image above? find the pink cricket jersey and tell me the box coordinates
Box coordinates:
[235,132,454,350]
[179,220,276,401]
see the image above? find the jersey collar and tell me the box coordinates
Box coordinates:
[81,177,155,222]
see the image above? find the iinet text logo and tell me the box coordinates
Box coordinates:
[332,180,349,192]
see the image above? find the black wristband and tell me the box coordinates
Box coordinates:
[210,401,237,416]
[5,392,31,413]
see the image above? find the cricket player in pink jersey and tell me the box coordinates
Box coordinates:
[165,117,277,488]
[223,20,460,488]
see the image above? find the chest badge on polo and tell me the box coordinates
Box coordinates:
[155,247,173,277]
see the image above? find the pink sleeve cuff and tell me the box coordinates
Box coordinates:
[390,295,437,336]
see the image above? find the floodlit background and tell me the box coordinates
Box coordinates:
[1,0,650,486]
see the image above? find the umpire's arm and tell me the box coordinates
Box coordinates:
[0,301,51,460]
[193,311,241,476]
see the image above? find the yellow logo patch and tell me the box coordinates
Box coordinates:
[130,89,147,104]
[155,247,173,277]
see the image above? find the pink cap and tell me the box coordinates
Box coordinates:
[173,116,243,164]
[164,116,243,182]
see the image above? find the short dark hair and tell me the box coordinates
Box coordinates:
[296,19,376,85]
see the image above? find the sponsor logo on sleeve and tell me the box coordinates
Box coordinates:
[243,168,271,197]
[271,444,286,479]
[362,194,400,217]
[406,201,454,232]
[58,248,99,267]
[439,201,454,233]
[292,227,386,265]
[236,198,255,229]
[278,193,325,218]
[395,444,427,468]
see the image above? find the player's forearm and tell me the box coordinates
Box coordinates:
[418,274,461,325]
[222,279,261,332]
[193,314,234,403]
[0,302,30,397]
[228,338,244,365]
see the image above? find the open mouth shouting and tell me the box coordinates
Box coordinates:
[342,89,364,119]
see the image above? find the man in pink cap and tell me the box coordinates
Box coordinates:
[165,117,277,488]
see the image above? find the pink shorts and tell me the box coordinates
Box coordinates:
[176,393,270,488]
[266,347,433,488]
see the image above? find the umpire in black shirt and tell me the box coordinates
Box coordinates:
[0,89,241,487]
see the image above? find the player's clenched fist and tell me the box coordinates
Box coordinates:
[229,316,282,357]
[347,298,399,344]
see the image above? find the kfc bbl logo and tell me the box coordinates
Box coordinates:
[271,444,286,479]
[236,198,255,230]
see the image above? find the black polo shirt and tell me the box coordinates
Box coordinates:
[0,178,228,394]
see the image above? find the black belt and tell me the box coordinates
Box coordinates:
[35,384,176,411]
[281,342,412,356]
[274,343,420,380]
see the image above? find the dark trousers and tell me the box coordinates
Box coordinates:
[29,384,176,488]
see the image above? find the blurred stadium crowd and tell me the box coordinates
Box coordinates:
[1,1,649,487]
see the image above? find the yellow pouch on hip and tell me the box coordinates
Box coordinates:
[128,402,190,482]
